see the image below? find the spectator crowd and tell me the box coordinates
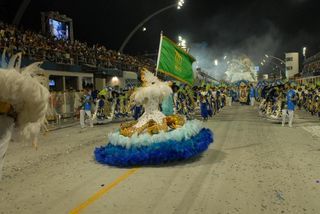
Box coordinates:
[0,21,155,72]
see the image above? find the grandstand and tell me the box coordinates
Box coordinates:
[0,21,155,91]
[298,51,320,84]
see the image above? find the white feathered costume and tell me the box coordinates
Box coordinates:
[0,51,49,180]
[133,69,172,128]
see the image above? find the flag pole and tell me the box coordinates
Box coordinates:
[155,31,163,76]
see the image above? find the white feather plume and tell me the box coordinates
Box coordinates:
[0,53,49,143]
[134,70,172,104]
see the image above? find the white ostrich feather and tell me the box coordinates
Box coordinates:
[0,52,49,143]
[134,70,172,104]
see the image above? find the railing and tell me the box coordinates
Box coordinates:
[46,91,134,129]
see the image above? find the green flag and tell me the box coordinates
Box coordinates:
[157,35,196,85]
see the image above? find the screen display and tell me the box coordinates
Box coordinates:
[49,79,55,86]
[48,19,69,40]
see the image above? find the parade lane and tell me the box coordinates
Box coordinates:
[0,104,320,214]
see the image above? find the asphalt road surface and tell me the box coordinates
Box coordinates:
[1,104,319,214]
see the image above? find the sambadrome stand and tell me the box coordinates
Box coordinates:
[94,69,214,167]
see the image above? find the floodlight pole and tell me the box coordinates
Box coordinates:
[269,61,284,79]
[265,55,286,79]
[12,0,32,25]
[118,3,177,53]
[265,55,286,64]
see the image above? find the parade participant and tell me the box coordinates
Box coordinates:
[200,87,209,121]
[80,89,93,128]
[220,87,227,108]
[93,94,106,124]
[207,86,214,117]
[113,92,122,118]
[239,81,249,105]
[176,86,188,116]
[249,83,256,106]
[302,87,309,110]
[230,87,238,102]
[209,87,217,115]
[282,84,297,128]
[297,87,303,110]
[216,88,222,112]
[211,86,218,113]
[185,85,196,119]
[0,52,49,180]
[311,87,320,117]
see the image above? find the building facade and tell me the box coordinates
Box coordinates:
[285,52,299,79]
[297,51,320,84]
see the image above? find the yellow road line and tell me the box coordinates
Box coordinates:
[69,168,139,214]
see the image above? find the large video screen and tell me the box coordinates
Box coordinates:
[49,79,55,86]
[48,19,69,40]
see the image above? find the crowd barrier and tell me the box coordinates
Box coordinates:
[46,91,131,129]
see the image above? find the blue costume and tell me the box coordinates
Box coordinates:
[207,90,214,117]
[287,89,296,111]
[200,91,209,120]
[133,105,143,120]
[83,95,92,111]
[250,87,255,98]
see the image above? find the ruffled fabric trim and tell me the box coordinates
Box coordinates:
[108,120,203,149]
[94,128,214,167]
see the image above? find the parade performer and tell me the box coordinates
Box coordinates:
[80,89,93,128]
[297,87,303,110]
[310,88,320,117]
[200,87,209,121]
[282,84,297,127]
[0,52,49,180]
[207,87,214,117]
[93,94,106,124]
[184,85,196,119]
[176,86,194,119]
[94,69,214,167]
[175,87,187,116]
[259,84,284,121]
[249,84,256,106]
[239,81,249,104]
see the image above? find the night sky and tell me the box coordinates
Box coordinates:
[1,0,319,63]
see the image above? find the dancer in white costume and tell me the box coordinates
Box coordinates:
[133,69,172,129]
[95,68,214,167]
[0,50,49,180]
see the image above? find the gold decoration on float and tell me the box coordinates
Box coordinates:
[119,115,186,137]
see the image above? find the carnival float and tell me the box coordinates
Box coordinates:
[94,69,214,167]
[224,56,257,83]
